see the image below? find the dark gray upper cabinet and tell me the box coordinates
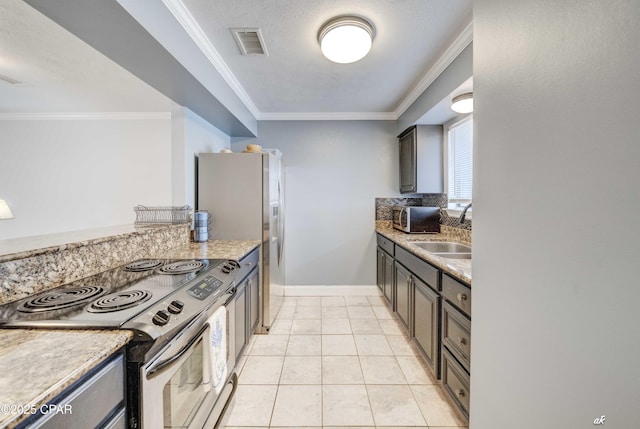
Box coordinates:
[398,125,444,194]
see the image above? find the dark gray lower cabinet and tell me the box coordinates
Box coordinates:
[394,263,411,330]
[376,235,395,308]
[234,281,247,360]
[442,348,470,420]
[235,248,260,360]
[442,301,471,370]
[383,253,394,305]
[376,234,470,423]
[395,247,441,377]
[376,248,394,308]
[441,274,471,421]
[235,265,259,361]
[26,353,125,429]
[248,269,259,333]
[413,276,439,376]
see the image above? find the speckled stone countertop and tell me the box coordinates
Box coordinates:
[376,222,472,285]
[153,239,261,260]
[0,224,189,305]
[0,329,132,429]
[0,224,186,263]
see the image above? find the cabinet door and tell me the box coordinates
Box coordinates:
[399,127,417,193]
[376,249,385,293]
[248,269,259,334]
[413,277,439,376]
[394,263,411,330]
[383,253,394,307]
[235,283,247,360]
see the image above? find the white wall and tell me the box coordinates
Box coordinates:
[171,106,230,208]
[232,120,399,286]
[472,1,640,428]
[0,116,172,240]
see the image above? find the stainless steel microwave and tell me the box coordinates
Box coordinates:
[392,206,441,233]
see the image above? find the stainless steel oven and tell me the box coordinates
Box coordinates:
[0,257,243,429]
[140,287,237,429]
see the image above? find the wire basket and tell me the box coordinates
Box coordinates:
[134,205,192,226]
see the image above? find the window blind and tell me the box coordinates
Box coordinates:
[448,117,473,202]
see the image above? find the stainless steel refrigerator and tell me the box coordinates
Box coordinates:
[197,150,284,332]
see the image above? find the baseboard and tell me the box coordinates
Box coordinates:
[284,285,381,296]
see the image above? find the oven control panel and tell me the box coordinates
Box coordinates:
[187,275,224,300]
[130,260,239,333]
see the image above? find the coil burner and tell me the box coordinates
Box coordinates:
[17,286,105,313]
[158,260,205,275]
[123,260,164,272]
[88,290,152,313]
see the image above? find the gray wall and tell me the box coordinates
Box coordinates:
[397,44,472,133]
[472,1,640,428]
[171,106,230,208]
[232,120,399,286]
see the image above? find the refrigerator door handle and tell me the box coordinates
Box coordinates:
[277,181,284,265]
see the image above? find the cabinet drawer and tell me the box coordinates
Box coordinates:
[237,247,259,284]
[442,348,470,420]
[395,246,439,289]
[377,234,395,256]
[442,274,471,317]
[442,301,471,370]
[29,354,124,429]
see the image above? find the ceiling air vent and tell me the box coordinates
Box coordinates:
[230,28,268,56]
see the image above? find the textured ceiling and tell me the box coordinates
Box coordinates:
[0,0,472,120]
[180,0,472,115]
[0,0,171,114]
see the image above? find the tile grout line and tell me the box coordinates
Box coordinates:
[249,294,464,429]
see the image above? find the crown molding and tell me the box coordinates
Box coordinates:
[394,21,473,118]
[258,111,397,121]
[161,1,472,122]
[162,0,261,118]
[0,112,171,120]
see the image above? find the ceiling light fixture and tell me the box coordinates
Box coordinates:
[0,199,14,220]
[318,16,375,64]
[451,92,474,114]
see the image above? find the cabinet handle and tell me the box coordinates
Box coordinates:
[456,389,466,398]
[456,293,467,302]
[456,337,467,346]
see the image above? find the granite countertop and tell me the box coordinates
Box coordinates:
[0,224,187,263]
[376,223,472,285]
[0,329,132,429]
[153,239,261,260]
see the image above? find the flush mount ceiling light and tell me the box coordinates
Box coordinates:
[451,92,474,114]
[318,16,375,64]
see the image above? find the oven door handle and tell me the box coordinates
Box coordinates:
[146,322,210,379]
[224,286,237,306]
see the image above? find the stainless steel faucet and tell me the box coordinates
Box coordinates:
[459,202,472,223]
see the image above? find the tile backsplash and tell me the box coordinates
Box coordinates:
[375,194,471,231]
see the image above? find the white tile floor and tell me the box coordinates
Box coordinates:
[223,295,468,429]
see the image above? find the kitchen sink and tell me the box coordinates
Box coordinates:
[409,241,472,259]
[410,242,471,253]
[433,252,471,259]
